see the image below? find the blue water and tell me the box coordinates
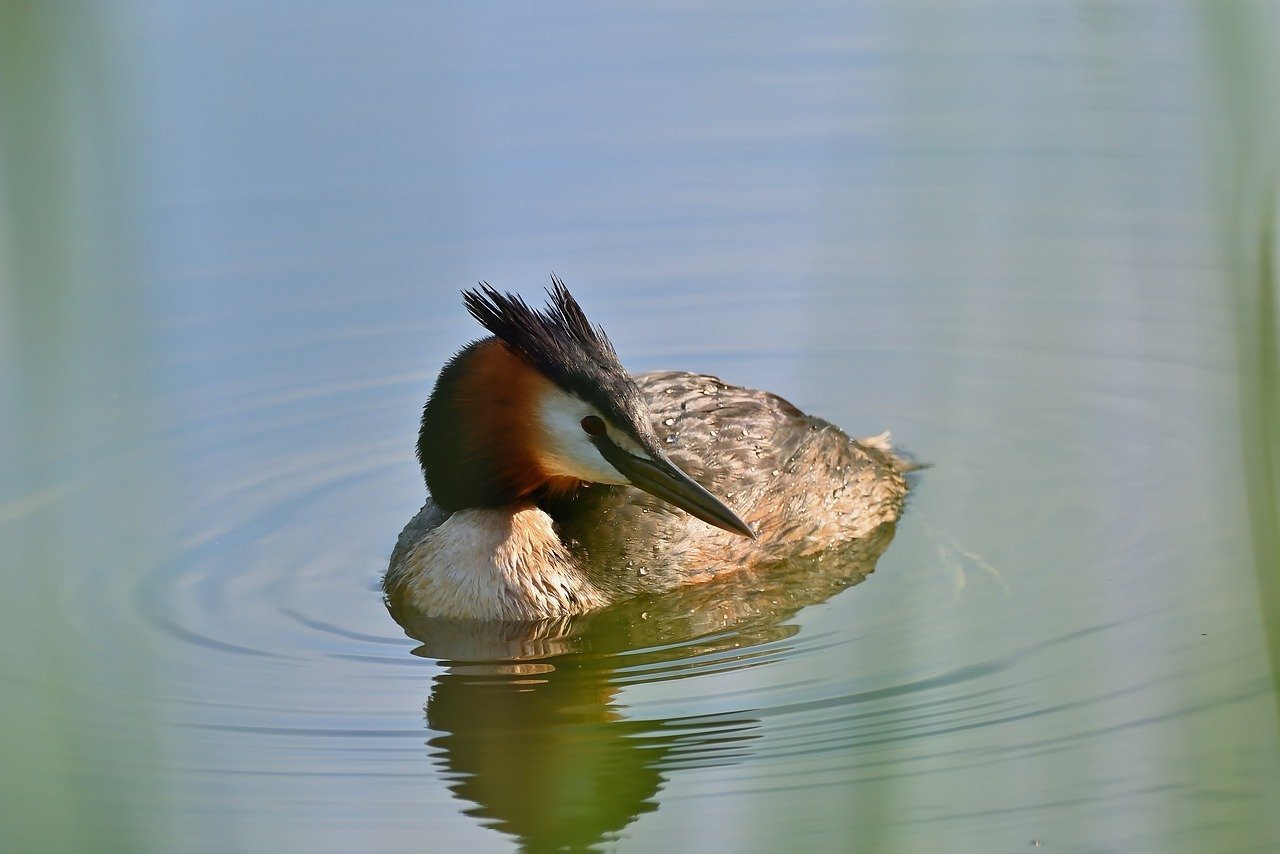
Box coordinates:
[2,2,1278,852]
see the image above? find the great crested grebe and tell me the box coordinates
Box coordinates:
[385,278,910,621]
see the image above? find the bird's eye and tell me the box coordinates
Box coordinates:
[580,415,606,437]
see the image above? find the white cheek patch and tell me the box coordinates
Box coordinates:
[533,388,632,485]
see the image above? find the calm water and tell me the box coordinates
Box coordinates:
[3,3,1279,852]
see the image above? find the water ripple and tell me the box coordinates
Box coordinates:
[65,353,1273,852]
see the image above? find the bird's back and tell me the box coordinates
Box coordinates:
[543,371,909,598]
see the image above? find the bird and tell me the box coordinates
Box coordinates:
[385,277,910,621]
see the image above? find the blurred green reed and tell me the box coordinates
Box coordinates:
[0,2,159,851]
[1200,3,1280,709]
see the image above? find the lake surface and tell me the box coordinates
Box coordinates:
[3,3,1279,852]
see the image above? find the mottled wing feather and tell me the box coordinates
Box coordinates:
[545,371,907,596]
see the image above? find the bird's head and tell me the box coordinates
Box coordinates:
[418,277,754,538]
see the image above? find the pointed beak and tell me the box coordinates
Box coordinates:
[594,439,755,539]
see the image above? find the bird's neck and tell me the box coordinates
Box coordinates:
[418,338,580,511]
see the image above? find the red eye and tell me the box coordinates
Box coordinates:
[580,415,606,437]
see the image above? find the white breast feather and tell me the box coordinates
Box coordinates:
[392,505,608,620]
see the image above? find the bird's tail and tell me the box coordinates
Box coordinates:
[859,430,931,473]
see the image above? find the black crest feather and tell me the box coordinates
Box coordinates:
[464,275,617,367]
[462,277,641,424]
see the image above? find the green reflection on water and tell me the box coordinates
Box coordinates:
[397,527,893,851]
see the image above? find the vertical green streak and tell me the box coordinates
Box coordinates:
[1198,4,1280,714]
[0,2,156,851]
[1248,189,1280,697]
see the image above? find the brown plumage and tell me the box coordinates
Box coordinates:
[450,338,583,502]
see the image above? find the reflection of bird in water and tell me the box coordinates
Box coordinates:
[426,662,756,853]
[413,526,894,852]
[386,278,911,620]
